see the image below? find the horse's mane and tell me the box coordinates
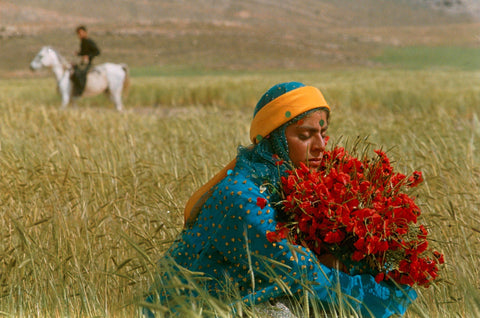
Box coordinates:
[48,46,71,69]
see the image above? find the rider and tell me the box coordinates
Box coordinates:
[71,25,100,96]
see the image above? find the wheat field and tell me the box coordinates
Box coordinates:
[0,69,479,317]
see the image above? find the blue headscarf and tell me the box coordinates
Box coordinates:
[237,82,326,196]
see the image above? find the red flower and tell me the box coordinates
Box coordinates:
[267,224,290,243]
[256,197,267,209]
[434,251,445,264]
[266,231,278,243]
[375,272,385,283]
[408,171,423,188]
[352,250,365,261]
[272,154,285,166]
[269,146,444,288]
[324,230,345,244]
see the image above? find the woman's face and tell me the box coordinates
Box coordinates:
[285,110,328,169]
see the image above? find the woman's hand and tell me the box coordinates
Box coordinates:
[318,253,348,273]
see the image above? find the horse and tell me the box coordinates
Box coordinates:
[30,46,129,112]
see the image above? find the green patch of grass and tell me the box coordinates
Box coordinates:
[373,46,480,70]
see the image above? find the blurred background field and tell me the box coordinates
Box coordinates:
[1,0,480,77]
[1,0,480,317]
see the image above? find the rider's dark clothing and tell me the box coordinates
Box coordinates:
[78,38,100,64]
[72,37,100,96]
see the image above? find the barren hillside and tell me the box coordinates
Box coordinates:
[0,0,478,77]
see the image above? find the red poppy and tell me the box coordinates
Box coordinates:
[256,197,267,209]
[269,146,444,288]
[408,171,423,188]
[375,272,385,284]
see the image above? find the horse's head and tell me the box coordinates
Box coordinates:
[30,46,60,70]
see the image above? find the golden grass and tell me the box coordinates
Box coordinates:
[0,69,479,317]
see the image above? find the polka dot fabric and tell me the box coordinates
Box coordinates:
[148,161,417,317]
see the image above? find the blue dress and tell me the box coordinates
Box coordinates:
[148,159,417,317]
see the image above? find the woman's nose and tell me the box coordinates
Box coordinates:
[310,134,326,153]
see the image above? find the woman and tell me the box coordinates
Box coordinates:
[146,82,417,317]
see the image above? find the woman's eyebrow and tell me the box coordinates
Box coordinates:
[296,125,318,131]
[295,124,328,132]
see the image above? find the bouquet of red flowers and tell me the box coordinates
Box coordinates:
[266,146,444,287]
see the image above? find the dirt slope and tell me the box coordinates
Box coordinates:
[0,0,477,76]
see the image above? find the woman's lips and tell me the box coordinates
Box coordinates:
[308,158,321,167]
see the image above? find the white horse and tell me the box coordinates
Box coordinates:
[30,46,129,111]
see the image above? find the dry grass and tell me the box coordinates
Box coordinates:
[0,69,479,317]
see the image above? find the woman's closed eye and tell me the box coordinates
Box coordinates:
[299,133,310,140]
[298,129,327,141]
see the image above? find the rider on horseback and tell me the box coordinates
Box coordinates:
[72,25,100,96]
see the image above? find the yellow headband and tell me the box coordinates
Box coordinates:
[184,85,330,225]
[249,86,330,144]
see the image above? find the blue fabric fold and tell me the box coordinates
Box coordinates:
[145,159,417,317]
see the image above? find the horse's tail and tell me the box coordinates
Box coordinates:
[121,64,130,95]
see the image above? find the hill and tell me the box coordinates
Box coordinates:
[0,0,478,77]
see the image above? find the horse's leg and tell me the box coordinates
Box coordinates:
[60,82,71,109]
[106,65,126,112]
[108,79,124,112]
[110,89,124,112]
[61,94,69,109]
